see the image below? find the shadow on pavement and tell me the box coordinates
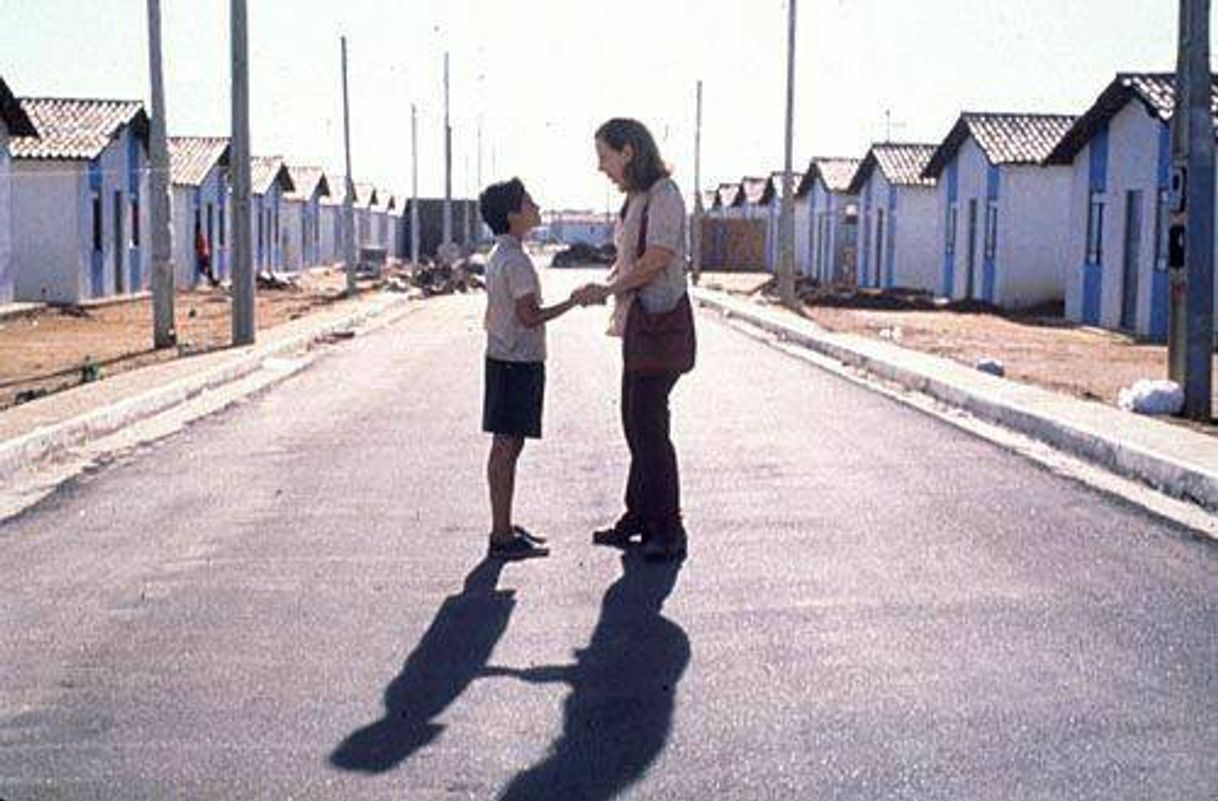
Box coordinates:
[489,552,689,800]
[329,557,513,774]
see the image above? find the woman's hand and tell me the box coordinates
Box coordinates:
[572,283,611,306]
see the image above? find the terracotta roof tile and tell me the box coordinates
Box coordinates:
[10,97,147,160]
[167,136,229,186]
[925,112,1076,177]
[796,157,861,196]
[284,164,329,200]
[847,143,938,192]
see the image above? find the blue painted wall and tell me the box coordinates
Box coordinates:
[1149,122,1171,341]
[126,133,142,291]
[942,161,958,297]
[981,165,1000,303]
[884,182,898,288]
[1080,123,1109,325]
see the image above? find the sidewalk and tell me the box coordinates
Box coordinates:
[0,290,415,482]
[692,286,1218,513]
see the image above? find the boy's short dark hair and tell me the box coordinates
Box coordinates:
[480,178,527,236]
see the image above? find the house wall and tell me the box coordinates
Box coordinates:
[794,197,811,276]
[810,183,858,284]
[12,160,84,302]
[858,171,892,288]
[999,164,1073,308]
[319,203,340,264]
[892,186,939,294]
[252,186,284,270]
[939,137,992,300]
[282,197,305,272]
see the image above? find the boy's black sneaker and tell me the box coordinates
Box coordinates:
[488,533,550,561]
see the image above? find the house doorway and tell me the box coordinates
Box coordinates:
[1120,190,1143,331]
[113,191,125,294]
[966,198,978,299]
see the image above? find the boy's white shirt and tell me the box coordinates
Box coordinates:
[484,234,546,362]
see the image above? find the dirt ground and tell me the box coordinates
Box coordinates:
[697,271,1218,434]
[0,268,379,411]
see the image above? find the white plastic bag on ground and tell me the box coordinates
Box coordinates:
[1117,379,1184,415]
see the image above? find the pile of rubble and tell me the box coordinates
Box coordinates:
[552,242,616,268]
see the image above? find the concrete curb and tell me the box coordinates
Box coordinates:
[692,288,1218,512]
[0,293,413,483]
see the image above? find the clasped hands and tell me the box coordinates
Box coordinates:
[570,283,611,306]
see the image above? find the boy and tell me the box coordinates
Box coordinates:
[479,178,578,560]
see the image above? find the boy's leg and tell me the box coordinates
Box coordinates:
[488,434,525,541]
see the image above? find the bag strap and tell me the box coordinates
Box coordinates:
[636,197,650,260]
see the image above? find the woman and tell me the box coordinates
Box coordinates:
[578,118,694,562]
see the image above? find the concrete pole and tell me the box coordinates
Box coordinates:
[341,36,357,296]
[443,52,453,248]
[147,0,175,348]
[777,0,798,306]
[230,0,255,345]
[411,103,420,266]
[692,79,704,286]
[1168,0,1215,420]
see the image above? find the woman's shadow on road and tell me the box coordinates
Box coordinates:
[489,552,689,800]
[329,551,689,801]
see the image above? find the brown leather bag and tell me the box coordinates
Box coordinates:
[623,199,697,375]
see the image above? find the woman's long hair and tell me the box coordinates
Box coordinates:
[596,118,670,198]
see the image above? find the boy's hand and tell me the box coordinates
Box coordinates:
[572,283,609,306]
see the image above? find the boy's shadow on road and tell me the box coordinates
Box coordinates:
[330,551,689,801]
[490,552,688,800]
[329,557,515,773]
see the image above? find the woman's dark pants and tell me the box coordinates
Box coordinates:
[621,369,683,535]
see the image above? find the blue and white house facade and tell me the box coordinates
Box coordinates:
[848,143,939,293]
[282,165,329,272]
[168,136,229,288]
[544,210,614,246]
[9,97,150,304]
[1046,72,1216,342]
[0,78,37,304]
[923,112,1076,308]
[250,156,293,271]
[762,171,802,273]
[795,157,860,284]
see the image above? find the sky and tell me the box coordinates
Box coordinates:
[0,0,1192,211]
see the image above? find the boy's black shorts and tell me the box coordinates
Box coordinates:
[483,357,545,439]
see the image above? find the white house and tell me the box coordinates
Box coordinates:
[1045,72,1217,342]
[10,97,150,304]
[250,155,293,272]
[320,172,348,264]
[0,78,37,304]
[762,171,802,272]
[847,143,940,293]
[795,157,860,284]
[167,136,229,288]
[282,165,329,272]
[923,112,1077,308]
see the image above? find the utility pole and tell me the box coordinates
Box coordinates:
[341,36,357,296]
[777,0,798,306]
[230,0,255,345]
[1168,0,1215,420]
[443,52,453,249]
[411,103,420,266]
[146,0,175,348]
[692,79,704,286]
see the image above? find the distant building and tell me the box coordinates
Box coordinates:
[10,96,150,303]
[543,210,614,246]
[282,165,329,272]
[1046,72,1218,341]
[923,112,1076,308]
[848,143,939,293]
[795,157,861,284]
[0,77,37,304]
[168,136,229,287]
[250,156,293,271]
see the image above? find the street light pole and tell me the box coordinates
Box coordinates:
[692,79,704,286]
[411,103,420,266]
[146,0,175,348]
[230,0,255,346]
[443,51,453,250]
[1168,0,1215,420]
[778,0,798,306]
[341,36,357,297]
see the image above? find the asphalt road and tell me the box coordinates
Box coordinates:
[1,268,1215,800]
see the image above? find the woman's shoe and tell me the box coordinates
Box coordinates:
[592,515,647,548]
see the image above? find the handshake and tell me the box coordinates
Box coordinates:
[570,283,611,306]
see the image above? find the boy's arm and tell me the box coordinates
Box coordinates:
[515,292,576,329]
